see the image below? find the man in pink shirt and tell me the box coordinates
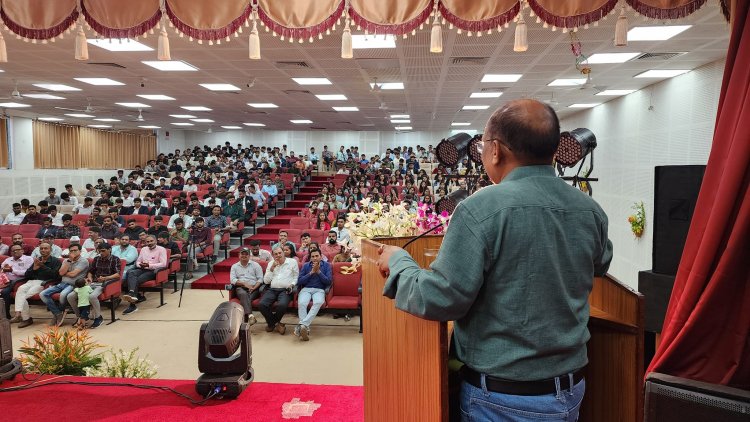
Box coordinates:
[122,235,167,315]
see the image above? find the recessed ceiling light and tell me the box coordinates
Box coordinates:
[138,125,161,129]
[316,94,347,101]
[568,103,601,108]
[587,52,642,64]
[390,114,409,118]
[191,118,214,123]
[74,78,125,86]
[451,122,471,126]
[333,106,359,111]
[33,83,80,91]
[390,119,410,123]
[0,102,29,108]
[352,34,396,49]
[596,89,637,96]
[470,92,503,98]
[548,78,587,86]
[94,118,120,122]
[462,105,490,110]
[627,25,691,41]
[142,60,199,71]
[370,82,404,90]
[481,74,523,83]
[88,124,111,128]
[38,117,64,121]
[290,119,313,124]
[138,94,175,101]
[634,69,690,78]
[170,114,196,118]
[221,126,242,130]
[452,129,477,134]
[181,106,212,111]
[200,83,241,91]
[248,103,278,108]
[116,102,150,108]
[171,122,194,126]
[65,113,94,118]
[292,78,332,85]
[243,122,266,127]
[23,94,65,100]
[395,126,412,130]
[88,38,153,52]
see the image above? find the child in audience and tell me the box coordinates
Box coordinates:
[73,278,94,329]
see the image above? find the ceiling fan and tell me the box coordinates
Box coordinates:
[126,109,146,122]
[0,81,24,100]
[370,77,382,92]
[54,97,108,114]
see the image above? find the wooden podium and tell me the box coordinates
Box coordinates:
[361,236,644,422]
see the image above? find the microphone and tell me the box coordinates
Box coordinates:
[402,222,444,249]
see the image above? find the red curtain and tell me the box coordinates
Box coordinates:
[646,0,750,389]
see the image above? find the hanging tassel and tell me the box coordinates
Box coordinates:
[429,9,442,53]
[158,24,171,60]
[75,24,89,60]
[341,21,352,58]
[614,5,628,46]
[249,17,260,59]
[514,9,528,52]
[0,32,7,62]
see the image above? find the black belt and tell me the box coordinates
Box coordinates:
[460,366,584,396]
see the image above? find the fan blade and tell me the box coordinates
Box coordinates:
[54,106,88,112]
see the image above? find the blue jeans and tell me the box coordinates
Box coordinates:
[460,374,585,422]
[40,283,75,316]
[297,287,325,327]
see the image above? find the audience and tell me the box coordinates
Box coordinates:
[295,249,332,341]
[40,243,89,327]
[259,246,298,335]
[230,247,264,325]
[12,242,61,328]
[122,235,167,315]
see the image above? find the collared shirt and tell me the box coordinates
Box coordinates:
[89,254,120,278]
[230,260,264,286]
[2,255,34,281]
[168,214,193,229]
[36,226,58,239]
[50,213,64,227]
[204,215,227,229]
[74,204,94,215]
[262,184,278,197]
[60,256,89,285]
[31,244,63,259]
[135,245,168,271]
[331,227,351,245]
[22,213,45,225]
[190,226,211,246]
[249,249,272,263]
[384,166,613,381]
[56,224,80,239]
[263,257,298,289]
[99,224,119,240]
[113,244,138,265]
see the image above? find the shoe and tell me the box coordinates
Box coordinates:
[294,325,301,337]
[136,295,147,303]
[9,315,22,323]
[48,314,59,327]
[344,314,351,322]
[300,325,310,341]
[18,318,33,328]
[123,304,138,315]
[184,273,193,280]
[247,314,257,326]
[275,322,286,335]
[265,324,275,332]
[92,316,104,328]
[122,291,138,303]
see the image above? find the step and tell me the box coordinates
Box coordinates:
[245,234,277,244]
[293,193,318,200]
[267,216,293,225]
[257,224,290,234]
[287,200,311,208]
[278,209,304,216]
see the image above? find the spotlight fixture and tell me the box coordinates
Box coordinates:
[468,134,483,164]
[435,132,473,167]
[435,189,469,215]
[555,128,597,167]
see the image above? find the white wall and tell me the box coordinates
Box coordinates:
[559,59,724,289]
[157,128,186,154]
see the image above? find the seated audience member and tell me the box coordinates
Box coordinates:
[261,178,278,198]
[84,184,98,197]
[86,208,103,227]
[40,243,89,326]
[123,219,146,239]
[183,178,198,192]
[125,198,149,215]
[0,236,8,256]
[65,184,81,199]
[46,187,61,205]
[3,203,26,225]
[186,197,205,217]
[20,198,30,214]
[56,214,80,239]
[122,235,167,315]
[32,234,63,258]
[83,227,102,250]
[333,245,352,263]
[13,242,61,327]
[74,197,95,215]
[331,217,351,245]
[99,216,120,240]
[157,232,182,261]
[295,249,332,341]
[47,206,64,227]
[169,218,189,243]
[205,205,231,254]
[297,232,312,262]
[230,247,264,325]
[222,196,244,229]
[248,239,272,264]
[148,199,170,216]
[37,200,50,214]
[108,209,125,227]
[184,217,211,279]
[146,216,169,237]
[168,207,193,229]
[271,230,296,252]
[320,231,341,260]
[259,246,298,335]
[283,244,298,262]
[113,235,138,277]
[60,192,78,206]
[21,205,44,225]
[67,242,118,329]
[1,244,34,319]
[36,217,57,239]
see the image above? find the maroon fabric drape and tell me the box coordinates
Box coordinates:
[646,0,750,389]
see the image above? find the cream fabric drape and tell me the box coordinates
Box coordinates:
[33,121,156,169]
[83,0,159,29]
[350,0,431,25]
[167,0,250,29]
[258,0,340,28]
[440,0,518,22]
[0,119,8,168]
[1,0,77,29]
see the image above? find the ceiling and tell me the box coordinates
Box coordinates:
[0,4,729,133]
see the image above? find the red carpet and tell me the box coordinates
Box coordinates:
[1,376,363,421]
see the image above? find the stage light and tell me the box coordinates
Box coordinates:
[468,134,483,164]
[196,302,253,399]
[0,299,22,382]
[555,128,597,167]
[435,132,473,167]
[435,189,469,215]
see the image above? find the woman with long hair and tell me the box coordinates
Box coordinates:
[315,212,331,231]
[320,202,335,223]
[345,195,359,211]
[283,244,298,262]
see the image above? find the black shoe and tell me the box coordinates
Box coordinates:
[136,295,147,303]
[122,292,138,303]
[91,316,104,328]
[123,304,138,315]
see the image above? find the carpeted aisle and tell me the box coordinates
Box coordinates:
[1,376,363,421]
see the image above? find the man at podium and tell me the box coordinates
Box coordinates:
[377,99,613,422]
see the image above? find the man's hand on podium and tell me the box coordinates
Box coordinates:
[377,245,401,278]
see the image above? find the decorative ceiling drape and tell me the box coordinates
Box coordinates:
[0,0,726,42]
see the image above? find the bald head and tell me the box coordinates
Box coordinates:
[484,99,559,164]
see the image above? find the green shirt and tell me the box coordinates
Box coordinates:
[75,285,94,307]
[384,165,613,381]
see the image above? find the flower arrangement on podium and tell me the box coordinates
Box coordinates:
[345,198,450,255]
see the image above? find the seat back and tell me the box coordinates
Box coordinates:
[18,224,40,237]
[290,217,310,230]
[331,262,361,297]
[125,214,150,227]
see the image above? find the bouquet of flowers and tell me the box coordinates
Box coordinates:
[628,201,646,238]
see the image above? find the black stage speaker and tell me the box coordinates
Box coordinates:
[638,270,677,333]
[652,165,706,275]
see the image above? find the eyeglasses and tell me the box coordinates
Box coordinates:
[476,138,512,154]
